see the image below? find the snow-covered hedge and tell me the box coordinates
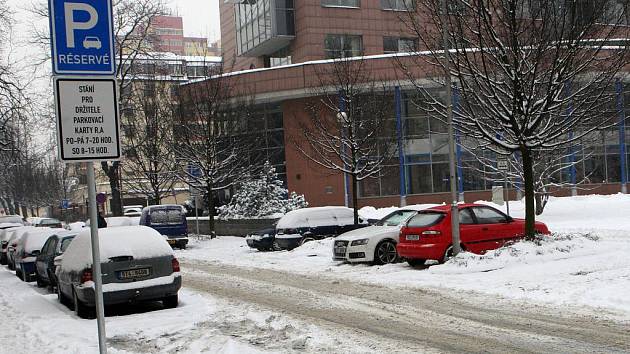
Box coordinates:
[219,161,308,219]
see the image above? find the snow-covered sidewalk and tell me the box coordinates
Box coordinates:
[177,194,630,319]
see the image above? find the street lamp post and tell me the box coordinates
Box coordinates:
[441,0,462,256]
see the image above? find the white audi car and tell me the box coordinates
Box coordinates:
[332,204,437,265]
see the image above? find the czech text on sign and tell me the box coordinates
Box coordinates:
[48,0,115,75]
[55,78,121,161]
[497,159,508,171]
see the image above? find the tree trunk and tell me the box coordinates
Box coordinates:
[20,205,28,218]
[351,173,359,225]
[521,147,536,239]
[206,184,215,237]
[101,162,123,216]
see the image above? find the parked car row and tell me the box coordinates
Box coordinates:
[1,211,183,319]
[245,204,551,268]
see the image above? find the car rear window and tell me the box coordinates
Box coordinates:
[150,209,183,225]
[406,212,444,227]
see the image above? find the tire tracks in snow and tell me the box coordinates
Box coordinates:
[181,259,630,354]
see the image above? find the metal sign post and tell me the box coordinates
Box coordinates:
[49,1,118,353]
[86,162,107,353]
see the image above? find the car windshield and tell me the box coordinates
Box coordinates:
[377,210,418,226]
[406,212,445,227]
[60,237,75,253]
[150,209,183,225]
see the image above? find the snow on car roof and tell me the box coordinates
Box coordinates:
[0,226,26,242]
[0,222,24,229]
[61,226,174,272]
[7,226,36,243]
[105,217,137,227]
[276,206,356,229]
[20,228,65,253]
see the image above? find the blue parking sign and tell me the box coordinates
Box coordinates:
[48,0,116,75]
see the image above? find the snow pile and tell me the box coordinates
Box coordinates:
[432,233,600,274]
[219,161,307,219]
[61,226,174,272]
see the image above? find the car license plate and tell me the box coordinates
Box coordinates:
[406,235,420,241]
[118,268,150,280]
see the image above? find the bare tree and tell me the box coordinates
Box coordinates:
[174,63,258,234]
[295,58,397,224]
[120,70,178,205]
[399,0,630,237]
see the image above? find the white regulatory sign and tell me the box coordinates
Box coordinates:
[55,78,121,161]
[497,159,508,171]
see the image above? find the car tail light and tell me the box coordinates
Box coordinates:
[172,258,180,272]
[422,230,441,236]
[81,269,93,284]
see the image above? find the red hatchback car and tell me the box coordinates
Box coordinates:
[397,204,550,266]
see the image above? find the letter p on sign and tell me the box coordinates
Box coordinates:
[64,3,98,48]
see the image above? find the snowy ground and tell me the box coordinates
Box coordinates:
[0,265,384,353]
[177,194,630,319]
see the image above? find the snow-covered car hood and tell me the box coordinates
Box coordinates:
[335,225,400,242]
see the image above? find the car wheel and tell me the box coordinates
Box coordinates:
[440,246,454,264]
[407,259,426,267]
[163,294,178,309]
[271,240,282,251]
[36,274,46,288]
[16,267,22,280]
[57,284,70,307]
[373,240,398,265]
[73,290,94,319]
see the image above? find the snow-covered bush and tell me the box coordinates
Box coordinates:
[219,161,308,219]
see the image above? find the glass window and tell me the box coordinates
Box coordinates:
[322,0,360,8]
[407,212,444,227]
[472,207,507,224]
[60,237,75,254]
[359,177,380,197]
[459,208,475,224]
[380,166,400,196]
[432,163,450,193]
[324,34,363,59]
[381,0,415,11]
[383,36,417,54]
[377,210,418,226]
[407,164,432,194]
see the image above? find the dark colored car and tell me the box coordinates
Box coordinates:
[57,226,182,318]
[245,227,279,251]
[14,228,63,282]
[6,227,36,271]
[397,204,551,266]
[140,205,188,249]
[35,231,76,288]
[274,207,368,250]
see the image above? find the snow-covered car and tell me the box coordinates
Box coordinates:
[106,216,139,227]
[123,207,142,217]
[333,204,437,265]
[0,224,25,265]
[274,207,368,250]
[35,231,77,288]
[0,215,25,225]
[27,217,63,229]
[245,227,279,251]
[6,226,36,270]
[56,226,182,318]
[14,228,63,282]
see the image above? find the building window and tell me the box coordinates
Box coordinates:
[381,0,414,11]
[324,34,363,59]
[383,37,418,54]
[322,0,360,8]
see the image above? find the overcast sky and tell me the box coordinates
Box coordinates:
[165,0,220,41]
